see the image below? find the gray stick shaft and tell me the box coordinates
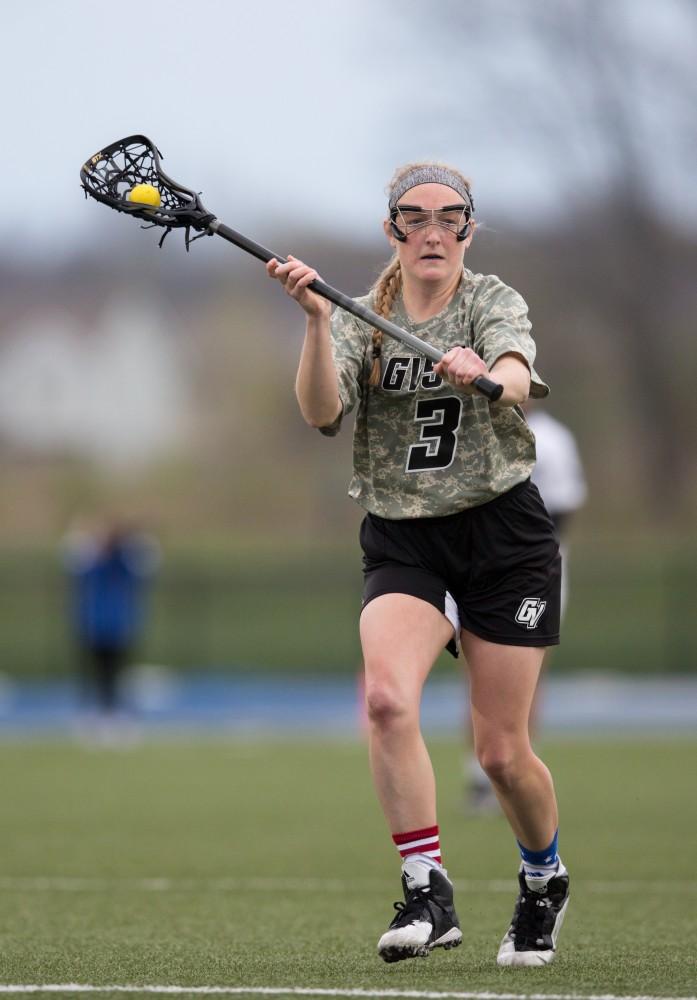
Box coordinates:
[209,219,503,401]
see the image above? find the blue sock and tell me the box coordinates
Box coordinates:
[517,831,559,882]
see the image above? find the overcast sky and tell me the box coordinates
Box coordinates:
[3,0,695,259]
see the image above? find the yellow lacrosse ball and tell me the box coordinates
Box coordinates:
[128,183,161,207]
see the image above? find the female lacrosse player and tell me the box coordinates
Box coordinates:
[266,163,569,969]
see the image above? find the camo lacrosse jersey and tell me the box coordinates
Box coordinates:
[319,268,549,519]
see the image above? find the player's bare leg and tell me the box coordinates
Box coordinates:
[361,594,462,962]
[463,632,556,845]
[361,594,450,831]
[462,629,569,967]
[463,659,546,815]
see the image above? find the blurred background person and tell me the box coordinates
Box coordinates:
[465,402,587,813]
[524,403,588,616]
[62,518,161,735]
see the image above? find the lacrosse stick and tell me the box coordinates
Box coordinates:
[80,135,503,401]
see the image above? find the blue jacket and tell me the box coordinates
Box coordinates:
[68,537,154,648]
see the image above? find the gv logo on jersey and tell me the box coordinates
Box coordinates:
[515,598,547,629]
[382,356,443,392]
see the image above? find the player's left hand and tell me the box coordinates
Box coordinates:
[434,346,490,393]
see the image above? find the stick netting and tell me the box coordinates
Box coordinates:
[81,135,212,237]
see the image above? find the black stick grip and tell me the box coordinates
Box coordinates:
[210,221,505,402]
[472,375,504,402]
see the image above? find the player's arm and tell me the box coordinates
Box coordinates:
[489,352,531,406]
[266,256,342,428]
[435,348,530,406]
[295,313,343,428]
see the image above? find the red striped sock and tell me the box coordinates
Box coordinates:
[392,825,441,865]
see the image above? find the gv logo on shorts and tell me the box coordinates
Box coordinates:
[515,598,547,629]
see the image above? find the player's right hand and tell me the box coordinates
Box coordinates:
[266,255,331,319]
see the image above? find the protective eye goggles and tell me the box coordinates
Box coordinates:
[389,204,472,242]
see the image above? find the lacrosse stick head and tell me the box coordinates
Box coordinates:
[80,135,214,236]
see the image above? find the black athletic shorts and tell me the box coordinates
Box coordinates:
[359,479,561,656]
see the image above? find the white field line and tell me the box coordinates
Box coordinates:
[0,877,695,895]
[0,988,695,1000]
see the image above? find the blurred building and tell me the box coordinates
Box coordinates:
[0,293,189,468]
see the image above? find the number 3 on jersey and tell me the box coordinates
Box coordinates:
[406,396,463,472]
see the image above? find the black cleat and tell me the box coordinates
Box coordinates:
[497,864,570,967]
[378,866,462,963]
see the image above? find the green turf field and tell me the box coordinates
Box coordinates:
[0,736,695,998]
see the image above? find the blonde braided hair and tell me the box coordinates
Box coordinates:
[367,254,402,387]
[367,162,474,389]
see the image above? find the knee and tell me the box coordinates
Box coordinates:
[364,679,415,731]
[477,741,527,790]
